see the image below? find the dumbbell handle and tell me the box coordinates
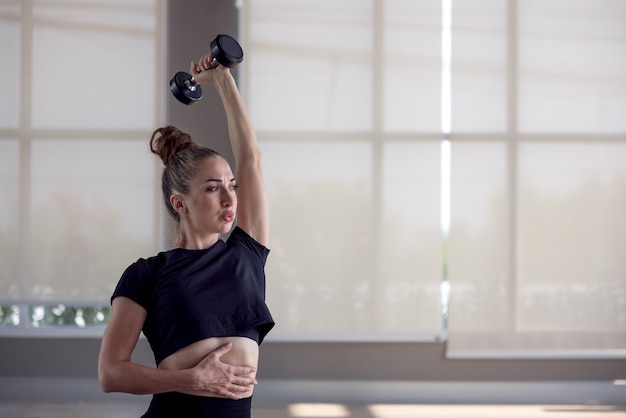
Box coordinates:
[184,58,221,91]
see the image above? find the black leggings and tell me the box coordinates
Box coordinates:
[141,393,251,418]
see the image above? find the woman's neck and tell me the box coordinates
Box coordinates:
[173,231,220,250]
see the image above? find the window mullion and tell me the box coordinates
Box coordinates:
[370,0,386,333]
[19,0,34,314]
[506,0,519,333]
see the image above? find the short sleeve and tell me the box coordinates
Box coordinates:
[227,227,270,264]
[111,258,152,309]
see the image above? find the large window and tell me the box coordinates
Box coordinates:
[2,0,624,356]
[446,0,626,356]
[0,0,164,332]
[242,0,452,339]
[241,0,626,353]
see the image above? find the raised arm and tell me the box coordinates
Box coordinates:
[191,59,269,247]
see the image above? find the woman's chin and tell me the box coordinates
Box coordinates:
[220,223,234,234]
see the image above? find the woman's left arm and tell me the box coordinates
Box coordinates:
[192,60,269,247]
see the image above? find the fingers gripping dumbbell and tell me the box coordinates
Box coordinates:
[169,34,244,105]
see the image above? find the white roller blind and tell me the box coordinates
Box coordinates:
[0,1,20,128]
[31,1,158,130]
[0,141,20,300]
[28,140,155,301]
[447,0,626,357]
[243,0,445,338]
[0,0,163,310]
[518,0,626,133]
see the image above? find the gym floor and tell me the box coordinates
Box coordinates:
[0,401,625,418]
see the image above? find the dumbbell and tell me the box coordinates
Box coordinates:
[169,34,244,105]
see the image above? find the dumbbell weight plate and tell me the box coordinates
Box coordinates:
[210,34,244,68]
[169,71,203,106]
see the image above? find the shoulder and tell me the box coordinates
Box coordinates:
[112,252,165,306]
[118,257,149,285]
[120,252,164,279]
[226,226,270,263]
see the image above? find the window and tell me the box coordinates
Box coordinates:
[241,0,448,339]
[241,0,626,354]
[446,0,626,357]
[3,0,624,355]
[0,0,164,333]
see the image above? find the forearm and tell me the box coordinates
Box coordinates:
[99,360,200,395]
[213,73,259,163]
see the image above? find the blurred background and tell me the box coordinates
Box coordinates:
[0,0,625,409]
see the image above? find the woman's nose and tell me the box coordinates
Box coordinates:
[222,190,235,207]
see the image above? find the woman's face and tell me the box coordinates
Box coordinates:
[182,156,237,236]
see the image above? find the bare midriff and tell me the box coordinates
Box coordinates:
[158,336,259,398]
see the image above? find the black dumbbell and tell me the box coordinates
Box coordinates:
[169,34,244,105]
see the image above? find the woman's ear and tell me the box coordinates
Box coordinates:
[170,194,186,214]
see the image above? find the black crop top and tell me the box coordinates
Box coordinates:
[111,227,275,365]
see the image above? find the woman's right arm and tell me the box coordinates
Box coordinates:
[98,296,257,399]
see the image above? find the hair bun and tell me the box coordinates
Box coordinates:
[149,126,195,166]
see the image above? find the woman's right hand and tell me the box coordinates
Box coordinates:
[191,342,258,399]
[190,55,231,86]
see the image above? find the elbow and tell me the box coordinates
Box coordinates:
[98,361,119,393]
[239,146,262,165]
[100,383,115,394]
[98,370,114,393]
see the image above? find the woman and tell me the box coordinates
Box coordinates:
[98,53,274,418]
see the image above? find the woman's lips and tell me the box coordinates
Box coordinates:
[221,211,235,222]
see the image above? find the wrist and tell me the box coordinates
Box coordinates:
[213,71,236,91]
[185,368,203,392]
